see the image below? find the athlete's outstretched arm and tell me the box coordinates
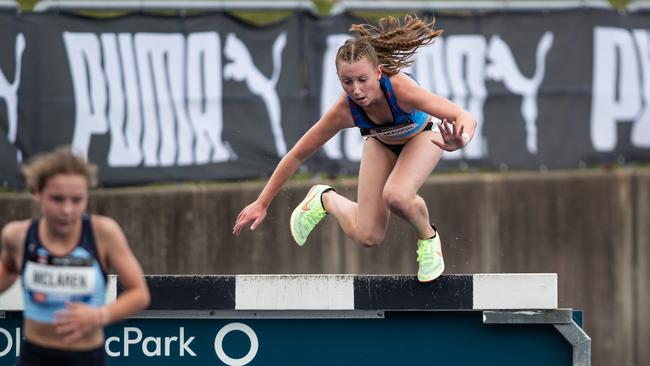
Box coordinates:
[54,216,150,343]
[233,95,354,235]
[392,74,477,151]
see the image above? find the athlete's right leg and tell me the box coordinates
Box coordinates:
[322,137,397,247]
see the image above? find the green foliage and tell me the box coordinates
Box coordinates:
[609,0,632,10]
[229,10,292,25]
[312,0,336,15]
[17,0,37,11]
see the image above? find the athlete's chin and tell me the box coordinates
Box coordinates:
[53,220,75,235]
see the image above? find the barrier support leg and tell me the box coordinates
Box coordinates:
[483,309,591,366]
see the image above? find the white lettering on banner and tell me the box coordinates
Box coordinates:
[64,33,109,158]
[63,32,233,167]
[188,32,231,164]
[224,32,288,157]
[214,322,259,366]
[135,33,193,166]
[591,27,650,151]
[0,327,20,357]
[322,33,554,161]
[487,32,554,154]
[0,328,10,357]
[105,326,196,357]
[0,323,262,362]
[101,33,141,166]
[426,35,488,160]
[633,30,650,148]
[0,33,25,162]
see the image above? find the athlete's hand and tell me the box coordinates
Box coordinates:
[431,119,470,152]
[233,200,267,235]
[54,303,108,343]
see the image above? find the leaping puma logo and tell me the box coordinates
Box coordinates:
[224,32,288,157]
[0,33,25,162]
[487,32,554,154]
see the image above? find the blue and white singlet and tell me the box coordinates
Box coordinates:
[20,214,107,324]
[348,73,430,138]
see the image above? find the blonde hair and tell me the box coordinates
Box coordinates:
[336,15,443,76]
[21,146,98,193]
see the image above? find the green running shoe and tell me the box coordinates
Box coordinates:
[290,184,332,246]
[416,231,444,282]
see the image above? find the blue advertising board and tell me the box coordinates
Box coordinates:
[0,311,575,365]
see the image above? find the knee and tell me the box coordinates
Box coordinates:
[383,188,411,216]
[356,232,385,248]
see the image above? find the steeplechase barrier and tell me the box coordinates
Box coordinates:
[0,274,590,365]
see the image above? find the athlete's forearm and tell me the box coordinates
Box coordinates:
[102,286,150,326]
[257,153,302,207]
[0,264,17,294]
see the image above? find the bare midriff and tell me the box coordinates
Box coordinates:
[25,319,104,350]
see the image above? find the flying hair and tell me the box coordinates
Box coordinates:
[337,15,443,76]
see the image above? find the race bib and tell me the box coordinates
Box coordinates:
[360,121,419,137]
[24,261,97,297]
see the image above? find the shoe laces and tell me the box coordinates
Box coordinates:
[417,240,435,264]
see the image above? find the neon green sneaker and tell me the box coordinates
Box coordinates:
[290,184,332,246]
[416,231,444,282]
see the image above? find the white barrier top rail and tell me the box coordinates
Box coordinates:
[0,273,558,311]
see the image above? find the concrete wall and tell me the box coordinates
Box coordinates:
[0,168,648,366]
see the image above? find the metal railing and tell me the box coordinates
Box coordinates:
[626,0,650,10]
[22,0,650,15]
[0,0,18,10]
[329,0,618,14]
[33,0,317,12]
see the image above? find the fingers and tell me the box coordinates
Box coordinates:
[233,210,246,235]
[233,203,267,235]
[435,119,468,150]
[54,322,76,335]
[439,119,451,136]
[232,221,243,235]
[233,213,253,235]
[54,303,74,322]
[431,139,449,151]
[53,304,99,344]
[251,212,266,231]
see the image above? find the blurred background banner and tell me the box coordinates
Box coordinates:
[0,9,649,187]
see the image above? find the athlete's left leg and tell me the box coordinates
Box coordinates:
[383,130,445,281]
[382,130,443,239]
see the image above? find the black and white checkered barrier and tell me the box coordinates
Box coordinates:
[0,274,557,311]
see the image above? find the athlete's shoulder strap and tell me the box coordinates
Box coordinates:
[72,215,107,283]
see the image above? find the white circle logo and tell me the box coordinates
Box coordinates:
[214,322,259,366]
